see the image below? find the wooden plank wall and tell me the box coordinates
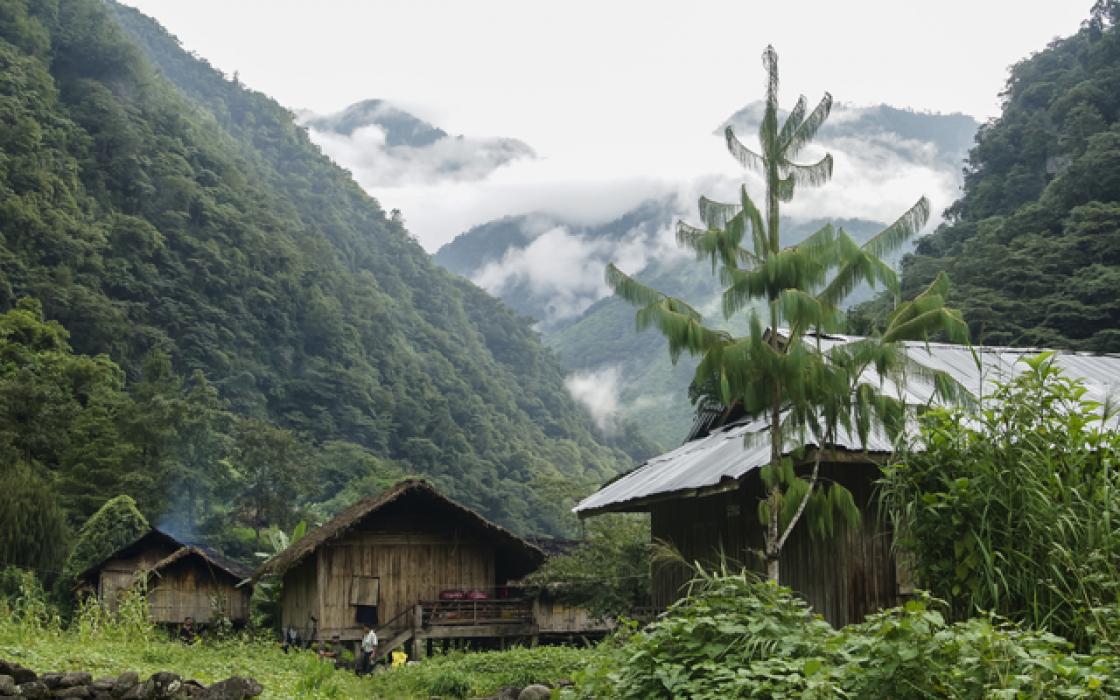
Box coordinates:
[317,532,495,640]
[650,462,896,627]
[280,559,319,639]
[146,559,250,624]
[533,600,614,634]
[97,543,179,613]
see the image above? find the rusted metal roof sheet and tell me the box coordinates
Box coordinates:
[575,339,1120,516]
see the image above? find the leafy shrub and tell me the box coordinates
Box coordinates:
[367,646,587,698]
[574,572,1120,698]
[427,669,472,698]
[293,655,340,698]
[522,514,650,619]
[880,354,1120,649]
[575,570,833,699]
[63,495,149,583]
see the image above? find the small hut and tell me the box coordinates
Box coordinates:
[256,479,545,652]
[73,529,253,625]
[575,338,1120,627]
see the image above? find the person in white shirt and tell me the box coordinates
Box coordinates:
[358,623,378,674]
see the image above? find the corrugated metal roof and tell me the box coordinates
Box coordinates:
[574,339,1120,516]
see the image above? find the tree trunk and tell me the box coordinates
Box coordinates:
[766,485,781,582]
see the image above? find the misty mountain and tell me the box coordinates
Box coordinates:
[723,102,979,171]
[0,0,638,539]
[435,106,979,448]
[435,200,678,330]
[303,99,450,147]
[300,99,535,186]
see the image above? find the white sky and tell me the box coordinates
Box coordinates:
[119,0,1092,248]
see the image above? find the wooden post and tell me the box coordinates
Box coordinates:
[411,603,423,660]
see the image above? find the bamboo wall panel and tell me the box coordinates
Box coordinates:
[280,559,319,638]
[533,600,613,634]
[97,543,179,613]
[146,560,250,624]
[316,533,496,641]
[651,462,897,627]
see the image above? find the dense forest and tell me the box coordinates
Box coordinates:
[852,1,1120,350]
[0,0,637,579]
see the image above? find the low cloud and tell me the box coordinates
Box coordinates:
[304,100,973,256]
[565,365,623,433]
[308,123,534,187]
[469,212,682,327]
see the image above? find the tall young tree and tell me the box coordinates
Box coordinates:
[607,46,968,581]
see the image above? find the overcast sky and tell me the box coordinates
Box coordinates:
[119,0,1092,248]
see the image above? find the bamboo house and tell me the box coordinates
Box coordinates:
[73,529,253,625]
[575,338,1120,627]
[256,479,546,653]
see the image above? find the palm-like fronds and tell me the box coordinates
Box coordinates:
[862,196,930,259]
[725,127,767,175]
[782,93,833,158]
[603,44,969,583]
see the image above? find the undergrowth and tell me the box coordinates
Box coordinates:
[0,570,587,699]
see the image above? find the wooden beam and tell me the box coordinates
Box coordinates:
[419,624,537,640]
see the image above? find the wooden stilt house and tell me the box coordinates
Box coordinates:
[255,479,546,655]
[73,529,253,625]
[575,338,1120,627]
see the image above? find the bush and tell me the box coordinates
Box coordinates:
[521,514,650,619]
[880,354,1120,649]
[573,571,1120,698]
[367,646,588,698]
[63,494,149,583]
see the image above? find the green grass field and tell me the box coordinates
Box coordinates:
[0,622,586,698]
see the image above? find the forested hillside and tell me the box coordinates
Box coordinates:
[0,0,631,574]
[852,2,1120,349]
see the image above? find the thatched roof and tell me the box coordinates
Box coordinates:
[255,479,545,581]
[73,529,252,586]
[148,545,254,583]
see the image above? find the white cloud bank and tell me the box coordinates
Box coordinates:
[305,102,971,252]
[564,365,623,433]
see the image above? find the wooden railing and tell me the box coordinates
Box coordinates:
[419,598,533,627]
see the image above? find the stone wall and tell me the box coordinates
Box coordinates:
[0,660,261,699]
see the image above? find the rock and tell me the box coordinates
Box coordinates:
[92,676,116,692]
[18,680,50,699]
[180,680,207,697]
[55,687,93,698]
[483,687,521,700]
[61,671,94,688]
[517,685,552,700]
[119,684,145,700]
[0,675,15,695]
[41,672,64,689]
[198,676,263,699]
[140,672,182,699]
[0,660,35,685]
[114,671,140,695]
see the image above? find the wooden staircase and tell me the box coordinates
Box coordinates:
[373,627,412,662]
[371,606,415,662]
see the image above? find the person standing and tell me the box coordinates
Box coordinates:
[357,623,378,674]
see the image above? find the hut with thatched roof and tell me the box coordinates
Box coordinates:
[73,529,253,625]
[256,479,545,654]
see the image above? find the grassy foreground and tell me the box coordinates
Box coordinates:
[0,622,586,699]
